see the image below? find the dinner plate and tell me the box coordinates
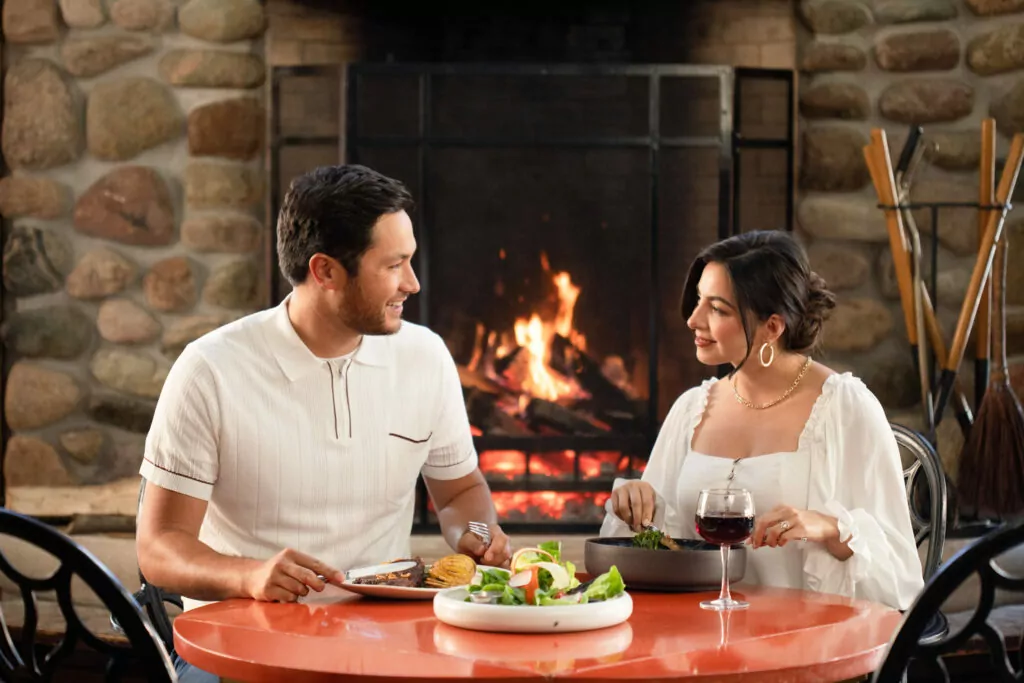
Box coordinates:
[340,563,504,601]
[432,587,633,633]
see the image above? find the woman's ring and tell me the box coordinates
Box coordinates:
[779,520,791,532]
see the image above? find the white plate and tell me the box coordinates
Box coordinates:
[432,587,633,633]
[340,563,504,601]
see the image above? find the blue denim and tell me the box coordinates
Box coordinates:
[172,649,220,683]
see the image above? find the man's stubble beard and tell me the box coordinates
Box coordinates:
[340,278,400,336]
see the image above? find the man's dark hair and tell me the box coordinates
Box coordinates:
[680,230,837,373]
[276,164,414,285]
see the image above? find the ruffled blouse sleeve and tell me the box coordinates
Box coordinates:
[599,383,710,538]
[803,375,925,610]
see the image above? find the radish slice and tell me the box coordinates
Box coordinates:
[510,547,555,573]
[532,562,571,590]
[507,570,534,588]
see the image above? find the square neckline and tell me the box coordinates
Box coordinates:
[687,372,841,461]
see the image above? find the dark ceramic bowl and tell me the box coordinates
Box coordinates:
[584,537,746,592]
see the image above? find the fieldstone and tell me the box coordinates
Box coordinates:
[4,436,73,487]
[108,0,174,32]
[2,0,59,43]
[185,162,262,210]
[807,242,869,291]
[74,166,175,246]
[188,97,264,160]
[91,348,169,399]
[4,363,82,430]
[144,257,197,312]
[799,83,869,119]
[967,24,1024,75]
[798,1,871,34]
[59,428,106,465]
[2,59,82,170]
[87,78,182,161]
[861,346,921,409]
[823,298,894,351]
[879,80,974,124]
[88,394,154,433]
[65,248,137,299]
[925,131,980,171]
[910,180,983,255]
[936,265,972,310]
[798,196,889,242]
[799,127,869,192]
[159,50,264,88]
[873,0,957,23]
[182,214,261,252]
[967,0,1024,16]
[61,35,154,78]
[799,42,866,71]
[0,176,70,219]
[1005,220,1024,306]
[3,226,72,296]
[990,80,1024,135]
[1,306,92,359]
[162,314,233,358]
[875,30,960,71]
[179,0,265,42]
[877,248,902,301]
[97,299,161,344]
[59,0,105,27]
[203,260,259,309]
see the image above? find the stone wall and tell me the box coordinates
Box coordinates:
[0,0,268,514]
[793,0,1024,471]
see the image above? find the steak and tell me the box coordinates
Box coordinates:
[351,557,426,587]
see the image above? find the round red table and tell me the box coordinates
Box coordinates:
[173,584,902,682]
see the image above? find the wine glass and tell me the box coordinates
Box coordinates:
[695,488,755,611]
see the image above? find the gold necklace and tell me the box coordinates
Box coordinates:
[731,355,813,410]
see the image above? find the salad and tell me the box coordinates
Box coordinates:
[467,540,625,606]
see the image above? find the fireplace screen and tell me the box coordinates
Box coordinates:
[271,63,794,532]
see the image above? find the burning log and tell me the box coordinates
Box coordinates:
[550,334,639,417]
[457,364,506,396]
[525,398,610,435]
[465,389,531,435]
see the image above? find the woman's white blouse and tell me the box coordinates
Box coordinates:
[600,372,925,610]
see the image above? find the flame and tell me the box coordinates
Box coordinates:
[491,492,611,522]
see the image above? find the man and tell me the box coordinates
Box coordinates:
[137,164,511,681]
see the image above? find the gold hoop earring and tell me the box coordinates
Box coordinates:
[759,342,775,368]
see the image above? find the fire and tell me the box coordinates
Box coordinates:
[509,254,586,402]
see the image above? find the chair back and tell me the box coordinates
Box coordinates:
[0,508,176,682]
[892,422,948,580]
[871,519,1024,683]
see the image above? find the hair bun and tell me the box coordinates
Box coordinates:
[788,270,836,352]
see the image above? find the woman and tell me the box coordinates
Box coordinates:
[601,230,923,610]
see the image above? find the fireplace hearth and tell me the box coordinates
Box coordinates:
[270,62,794,532]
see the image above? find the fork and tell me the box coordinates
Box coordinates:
[467,521,491,548]
[643,522,682,550]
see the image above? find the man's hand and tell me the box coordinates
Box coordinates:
[456,523,512,568]
[242,548,345,602]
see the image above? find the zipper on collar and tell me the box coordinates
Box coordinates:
[326,361,339,439]
[340,358,353,439]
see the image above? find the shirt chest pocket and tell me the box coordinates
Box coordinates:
[385,428,431,506]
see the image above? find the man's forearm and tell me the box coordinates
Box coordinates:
[435,480,498,551]
[139,530,260,601]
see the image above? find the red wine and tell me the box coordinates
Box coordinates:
[695,513,754,545]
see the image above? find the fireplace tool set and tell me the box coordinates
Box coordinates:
[864,121,1024,517]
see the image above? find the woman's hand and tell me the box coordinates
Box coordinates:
[751,505,841,549]
[610,480,657,532]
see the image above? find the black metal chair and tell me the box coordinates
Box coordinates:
[871,518,1024,683]
[892,422,948,581]
[0,508,177,682]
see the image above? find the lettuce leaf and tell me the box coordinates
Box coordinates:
[584,566,626,602]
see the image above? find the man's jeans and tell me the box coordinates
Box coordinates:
[172,649,219,683]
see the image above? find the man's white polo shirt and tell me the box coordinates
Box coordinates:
[140,297,478,609]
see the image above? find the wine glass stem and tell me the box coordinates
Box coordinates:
[719,544,732,603]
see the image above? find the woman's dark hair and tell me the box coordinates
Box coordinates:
[276,164,414,285]
[680,230,836,370]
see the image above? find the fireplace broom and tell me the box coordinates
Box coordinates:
[957,228,1024,517]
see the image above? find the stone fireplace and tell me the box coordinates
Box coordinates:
[3,0,1024,528]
